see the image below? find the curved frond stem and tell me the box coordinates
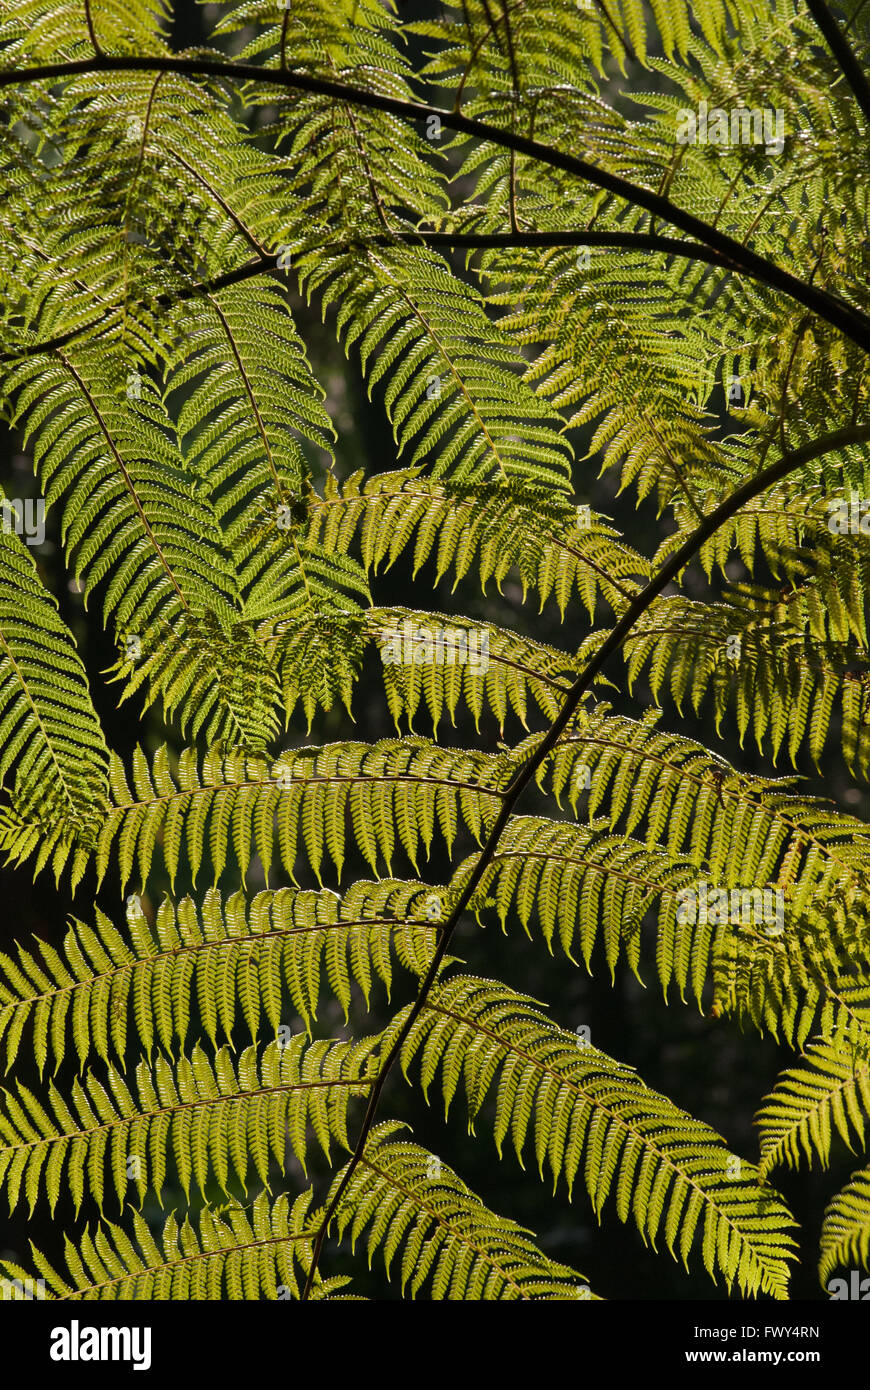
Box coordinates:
[0,233,748,366]
[2,222,856,369]
[2,57,869,349]
[805,0,870,129]
[301,421,870,1298]
[83,0,102,57]
[279,8,290,72]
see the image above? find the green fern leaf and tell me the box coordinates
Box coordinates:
[0,738,511,890]
[330,1122,594,1300]
[0,523,109,838]
[0,880,439,1073]
[395,975,797,1299]
[0,1188,349,1300]
[0,1034,379,1214]
[756,1039,870,1176]
[819,1165,870,1284]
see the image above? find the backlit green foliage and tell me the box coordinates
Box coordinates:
[0,0,869,1302]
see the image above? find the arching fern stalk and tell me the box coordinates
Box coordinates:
[0,0,868,1302]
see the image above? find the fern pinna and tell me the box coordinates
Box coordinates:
[0,0,869,1305]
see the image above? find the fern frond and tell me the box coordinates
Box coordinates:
[226,0,447,227]
[711,928,870,1054]
[0,881,439,1073]
[228,17,572,495]
[309,468,648,618]
[1,0,868,1307]
[755,1039,870,1176]
[259,603,581,733]
[454,806,870,1053]
[0,524,109,838]
[395,975,797,1299]
[819,1165,870,1284]
[260,606,369,727]
[165,276,337,609]
[106,609,284,751]
[0,1034,379,1215]
[480,239,735,512]
[0,738,510,890]
[368,606,578,733]
[294,241,574,493]
[0,0,172,64]
[623,586,870,776]
[663,488,870,640]
[412,0,768,88]
[542,703,870,919]
[456,812,695,981]
[0,1188,348,1300]
[330,1123,593,1300]
[2,344,240,632]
